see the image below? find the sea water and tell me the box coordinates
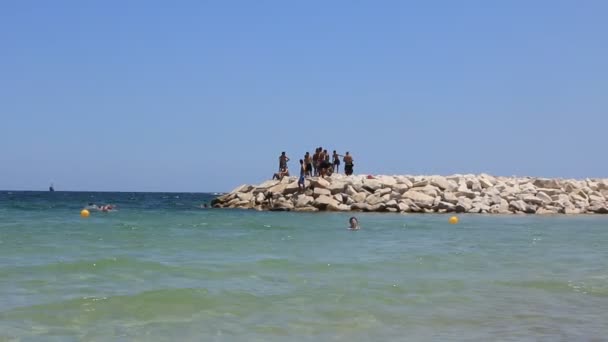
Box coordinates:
[0,191,607,341]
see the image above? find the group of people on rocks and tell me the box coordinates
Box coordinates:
[273,148,355,188]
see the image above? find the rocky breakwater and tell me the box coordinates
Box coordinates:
[211,174,608,214]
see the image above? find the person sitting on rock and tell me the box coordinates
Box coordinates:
[278,151,290,171]
[273,167,290,180]
[343,152,354,176]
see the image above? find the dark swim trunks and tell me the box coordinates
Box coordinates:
[345,164,353,175]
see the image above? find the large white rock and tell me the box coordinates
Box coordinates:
[564,207,581,214]
[455,197,473,213]
[283,181,301,195]
[536,191,552,204]
[395,177,413,188]
[295,195,314,207]
[536,207,559,215]
[352,191,368,203]
[456,190,477,199]
[313,188,331,198]
[489,199,510,214]
[328,181,346,194]
[386,199,398,208]
[402,190,435,208]
[273,199,294,210]
[375,187,392,196]
[365,194,384,206]
[597,180,608,190]
[588,204,608,214]
[236,192,254,201]
[231,184,254,194]
[521,195,544,206]
[570,193,587,202]
[535,188,563,196]
[377,176,397,187]
[470,180,482,192]
[312,177,331,189]
[255,180,280,190]
[437,201,456,211]
[362,178,383,192]
[390,191,401,200]
[533,178,562,189]
[430,176,452,191]
[268,183,288,194]
[313,195,339,209]
[519,183,537,194]
[412,179,429,188]
[564,180,584,192]
[589,194,605,203]
[509,200,536,214]
[392,183,410,194]
[442,192,459,204]
[479,177,495,189]
[414,185,440,197]
[345,185,358,196]
[489,195,503,206]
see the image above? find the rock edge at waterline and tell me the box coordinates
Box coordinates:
[211,174,608,214]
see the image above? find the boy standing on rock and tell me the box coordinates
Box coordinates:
[332,150,341,173]
[344,152,354,176]
[304,152,313,177]
[312,148,320,176]
[298,159,306,191]
[279,152,290,171]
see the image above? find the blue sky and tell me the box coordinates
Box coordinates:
[1,1,606,192]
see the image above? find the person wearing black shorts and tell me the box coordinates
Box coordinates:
[332,150,341,173]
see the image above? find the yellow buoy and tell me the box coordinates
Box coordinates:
[449,216,459,224]
[80,209,90,218]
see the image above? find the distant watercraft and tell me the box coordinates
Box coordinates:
[49,184,55,192]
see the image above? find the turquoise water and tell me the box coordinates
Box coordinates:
[1,192,607,341]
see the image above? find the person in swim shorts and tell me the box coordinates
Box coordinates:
[298,159,306,191]
[279,152,290,171]
[332,150,341,173]
[304,152,313,177]
[343,152,354,176]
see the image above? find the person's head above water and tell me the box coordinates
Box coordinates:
[349,217,359,230]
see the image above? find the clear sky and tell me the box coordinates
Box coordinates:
[1,1,606,192]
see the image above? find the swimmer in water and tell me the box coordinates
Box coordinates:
[101,205,116,213]
[348,217,360,230]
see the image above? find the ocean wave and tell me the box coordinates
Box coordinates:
[0,288,269,326]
